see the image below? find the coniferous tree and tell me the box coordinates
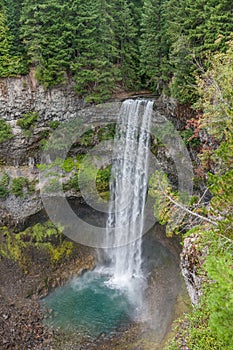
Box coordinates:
[0,2,25,76]
[140,0,170,93]
[20,0,75,87]
[111,0,140,89]
[72,0,117,102]
[4,0,24,54]
[165,0,233,102]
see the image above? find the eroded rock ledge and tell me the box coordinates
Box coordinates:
[180,233,207,305]
[0,70,122,165]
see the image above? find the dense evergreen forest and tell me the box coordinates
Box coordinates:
[0,0,232,103]
[0,1,233,349]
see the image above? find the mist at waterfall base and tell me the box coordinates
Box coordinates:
[42,100,166,338]
[43,270,134,336]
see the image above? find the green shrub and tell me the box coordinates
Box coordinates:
[0,119,13,143]
[62,157,74,172]
[165,307,224,350]
[0,227,27,267]
[204,253,233,347]
[17,112,38,130]
[64,173,80,192]
[165,229,233,350]
[49,240,73,264]
[48,120,60,130]
[78,129,95,146]
[0,222,73,269]
[96,165,111,193]
[0,184,9,198]
[97,124,115,141]
[0,172,10,198]
[10,177,29,197]
[0,171,10,187]
[180,128,200,147]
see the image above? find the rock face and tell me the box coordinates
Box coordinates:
[0,70,121,165]
[180,234,206,305]
[0,69,82,121]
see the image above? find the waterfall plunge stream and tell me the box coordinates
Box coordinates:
[103,99,153,307]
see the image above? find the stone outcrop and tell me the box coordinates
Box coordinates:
[180,233,207,305]
[0,70,121,165]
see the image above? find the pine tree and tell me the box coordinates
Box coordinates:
[0,3,24,76]
[111,0,140,89]
[72,0,117,102]
[4,0,24,54]
[140,0,170,93]
[165,0,233,103]
[20,0,75,87]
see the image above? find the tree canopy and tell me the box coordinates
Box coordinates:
[0,0,232,102]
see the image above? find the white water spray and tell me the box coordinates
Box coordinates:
[105,99,153,302]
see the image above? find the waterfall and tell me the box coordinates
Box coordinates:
[105,99,153,297]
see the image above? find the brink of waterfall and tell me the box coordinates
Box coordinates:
[104,99,153,303]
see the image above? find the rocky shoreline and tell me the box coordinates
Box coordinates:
[0,238,95,349]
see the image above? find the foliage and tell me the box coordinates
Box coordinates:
[62,157,74,173]
[43,177,60,193]
[165,304,224,349]
[19,0,141,101]
[3,0,24,53]
[0,173,35,198]
[64,173,80,192]
[0,171,10,198]
[140,0,170,93]
[164,0,233,103]
[77,125,116,146]
[71,1,117,102]
[0,226,27,267]
[195,39,233,141]
[0,119,13,143]
[20,0,71,87]
[48,120,60,130]
[96,165,111,195]
[112,0,141,89]
[165,228,233,350]
[10,176,29,197]
[204,252,233,346]
[164,39,233,349]
[49,240,73,263]
[180,128,201,148]
[1,0,233,103]
[149,170,210,236]
[0,171,10,186]
[0,222,74,268]
[97,124,116,142]
[16,111,38,130]
[0,5,26,77]
[78,129,95,147]
[0,184,8,198]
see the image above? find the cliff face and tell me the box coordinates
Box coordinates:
[0,70,80,165]
[0,69,82,121]
[0,71,122,226]
[0,70,121,165]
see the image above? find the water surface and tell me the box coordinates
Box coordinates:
[42,270,134,338]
